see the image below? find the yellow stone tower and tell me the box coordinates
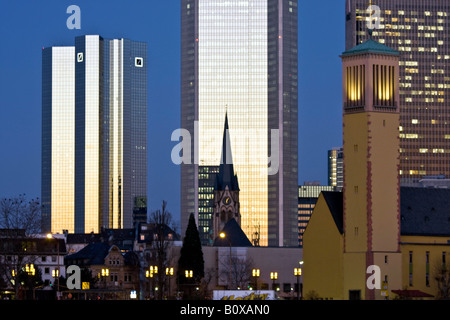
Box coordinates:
[341,36,402,300]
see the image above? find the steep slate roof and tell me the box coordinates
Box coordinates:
[342,38,400,57]
[213,218,252,247]
[66,228,135,251]
[321,191,344,234]
[64,242,110,266]
[215,112,239,192]
[400,187,450,237]
[319,188,450,237]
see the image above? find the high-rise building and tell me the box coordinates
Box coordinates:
[181,0,298,247]
[42,35,147,234]
[197,165,219,245]
[345,0,450,186]
[328,147,344,190]
[298,183,336,247]
[42,46,76,233]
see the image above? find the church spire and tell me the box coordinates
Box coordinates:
[216,112,239,191]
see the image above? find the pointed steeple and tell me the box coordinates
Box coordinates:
[216,112,239,191]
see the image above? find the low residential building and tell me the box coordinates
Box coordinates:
[64,242,140,299]
[0,230,66,299]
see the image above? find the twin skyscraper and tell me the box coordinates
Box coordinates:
[42,35,147,234]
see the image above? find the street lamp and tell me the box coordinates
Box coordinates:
[46,233,60,300]
[101,268,110,277]
[270,272,278,291]
[150,265,158,275]
[25,264,36,276]
[146,266,158,299]
[252,269,260,291]
[219,232,232,289]
[294,267,302,300]
[52,269,59,278]
[166,267,174,298]
[185,270,193,278]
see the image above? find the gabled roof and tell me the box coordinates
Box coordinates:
[342,39,400,57]
[215,112,239,191]
[64,242,110,266]
[213,218,252,247]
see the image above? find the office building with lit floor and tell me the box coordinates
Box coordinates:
[346,0,450,186]
[328,147,344,190]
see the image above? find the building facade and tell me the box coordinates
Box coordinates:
[42,35,147,234]
[180,0,299,247]
[346,0,450,186]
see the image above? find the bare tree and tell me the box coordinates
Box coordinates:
[0,194,42,299]
[197,267,216,299]
[218,253,254,290]
[434,260,450,300]
[147,201,177,299]
[0,194,41,235]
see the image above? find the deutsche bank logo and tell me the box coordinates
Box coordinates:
[77,52,83,63]
[135,57,143,67]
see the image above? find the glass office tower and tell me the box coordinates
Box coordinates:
[346,0,450,186]
[101,38,148,231]
[42,46,76,233]
[181,0,298,246]
[42,35,147,234]
[75,35,104,233]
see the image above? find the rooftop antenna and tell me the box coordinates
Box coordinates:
[368,0,373,39]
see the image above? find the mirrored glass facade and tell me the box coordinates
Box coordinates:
[75,35,103,233]
[42,47,75,233]
[181,0,298,247]
[346,0,450,186]
[42,36,147,234]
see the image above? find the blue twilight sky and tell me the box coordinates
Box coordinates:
[0,0,344,227]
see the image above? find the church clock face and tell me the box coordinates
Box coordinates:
[222,196,231,205]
